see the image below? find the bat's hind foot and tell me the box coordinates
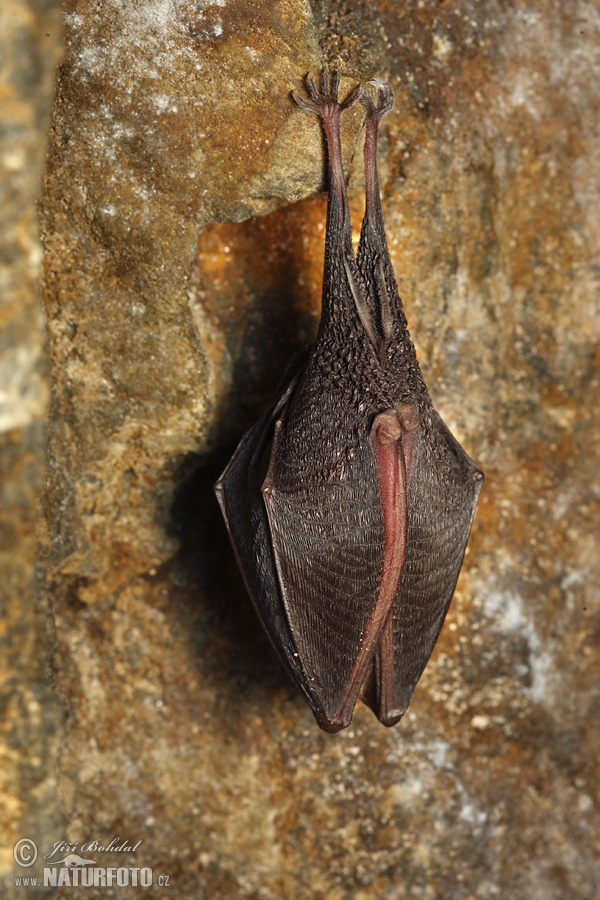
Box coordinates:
[292,70,363,121]
[362,78,394,122]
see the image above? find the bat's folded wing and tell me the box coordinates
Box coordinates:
[262,422,397,732]
[370,411,483,724]
[214,369,312,700]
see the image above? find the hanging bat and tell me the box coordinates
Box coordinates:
[215,71,483,733]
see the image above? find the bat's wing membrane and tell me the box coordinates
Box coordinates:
[262,414,410,732]
[214,363,313,701]
[371,411,483,724]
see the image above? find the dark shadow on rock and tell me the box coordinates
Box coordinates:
[169,447,288,701]
[168,200,326,709]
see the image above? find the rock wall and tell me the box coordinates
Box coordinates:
[0,1,64,895]
[3,1,598,897]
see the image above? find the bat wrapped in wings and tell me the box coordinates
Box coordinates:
[215,72,483,732]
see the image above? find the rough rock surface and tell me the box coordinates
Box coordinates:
[0,1,64,895]
[4,0,598,897]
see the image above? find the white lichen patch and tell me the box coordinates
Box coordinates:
[68,0,206,91]
[481,582,558,706]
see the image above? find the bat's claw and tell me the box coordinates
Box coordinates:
[292,70,364,119]
[363,78,394,121]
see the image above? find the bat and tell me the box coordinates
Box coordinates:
[215,71,483,732]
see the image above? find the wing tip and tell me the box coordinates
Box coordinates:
[316,718,349,734]
[310,688,360,733]
[363,687,410,728]
[314,709,354,733]
[380,710,403,727]
[313,699,408,731]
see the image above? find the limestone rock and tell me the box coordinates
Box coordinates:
[6,0,596,897]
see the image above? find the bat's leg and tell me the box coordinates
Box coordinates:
[362,79,394,228]
[292,73,378,346]
[357,80,402,359]
[292,71,363,202]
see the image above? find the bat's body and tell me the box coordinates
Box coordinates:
[215,73,483,732]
